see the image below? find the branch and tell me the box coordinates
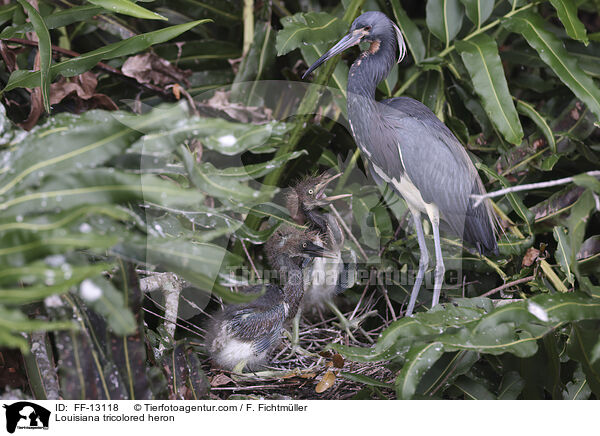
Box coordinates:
[140,272,183,355]
[472,170,600,207]
[479,275,535,298]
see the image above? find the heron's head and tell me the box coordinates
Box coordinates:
[286,172,351,218]
[266,226,337,262]
[302,11,406,79]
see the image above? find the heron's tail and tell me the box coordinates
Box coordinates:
[464,181,498,255]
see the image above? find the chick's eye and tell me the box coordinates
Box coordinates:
[302,242,307,248]
[308,189,314,195]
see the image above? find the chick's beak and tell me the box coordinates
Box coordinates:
[314,173,352,205]
[302,242,337,259]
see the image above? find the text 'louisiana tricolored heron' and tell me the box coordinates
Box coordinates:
[303,11,498,316]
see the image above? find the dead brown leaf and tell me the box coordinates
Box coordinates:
[315,370,336,393]
[199,90,273,124]
[210,373,234,387]
[122,52,191,87]
[522,247,540,267]
[332,354,344,369]
[49,72,118,113]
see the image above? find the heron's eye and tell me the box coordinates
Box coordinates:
[302,242,307,248]
[308,189,314,195]
[364,25,371,31]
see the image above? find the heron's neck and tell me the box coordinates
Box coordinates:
[348,39,396,101]
[273,255,304,318]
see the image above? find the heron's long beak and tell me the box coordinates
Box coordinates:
[315,173,352,204]
[302,30,364,79]
[303,242,337,259]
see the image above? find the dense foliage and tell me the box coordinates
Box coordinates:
[0,0,599,399]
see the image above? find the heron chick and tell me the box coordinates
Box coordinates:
[206,225,334,372]
[286,173,373,344]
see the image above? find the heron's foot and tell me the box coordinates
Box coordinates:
[283,329,318,358]
[329,304,377,343]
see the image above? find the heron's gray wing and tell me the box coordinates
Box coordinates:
[225,284,287,345]
[379,97,496,252]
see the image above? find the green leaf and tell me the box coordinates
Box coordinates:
[456,34,523,145]
[87,0,167,20]
[426,0,464,47]
[16,0,51,112]
[395,342,445,399]
[459,0,494,28]
[549,0,588,45]
[453,375,495,399]
[516,99,556,152]
[276,11,347,56]
[390,0,426,64]
[0,264,110,304]
[497,371,525,399]
[503,11,600,121]
[567,321,600,397]
[77,276,136,335]
[553,226,574,285]
[1,20,210,93]
[179,146,277,204]
[0,5,103,40]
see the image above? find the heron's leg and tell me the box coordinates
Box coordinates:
[405,211,429,317]
[430,215,445,308]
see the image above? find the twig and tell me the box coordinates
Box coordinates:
[472,171,600,207]
[479,275,535,298]
[330,204,367,261]
[240,239,261,280]
[27,331,60,400]
[140,272,183,355]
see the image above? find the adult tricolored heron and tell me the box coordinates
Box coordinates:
[206,225,333,371]
[303,11,498,316]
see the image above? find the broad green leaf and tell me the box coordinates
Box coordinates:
[77,276,136,335]
[453,375,495,399]
[276,12,347,56]
[553,226,574,285]
[477,163,534,229]
[426,0,464,47]
[87,0,167,20]
[497,371,525,400]
[201,150,307,181]
[0,306,74,352]
[0,170,203,216]
[1,20,210,93]
[129,117,291,157]
[179,146,277,204]
[0,264,110,304]
[516,99,556,152]
[390,0,426,63]
[335,294,600,362]
[0,5,103,39]
[563,364,592,400]
[395,342,444,399]
[16,0,51,112]
[503,11,600,121]
[567,321,600,397]
[112,238,251,303]
[549,0,588,44]
[456,34,523,145]
[459,0,494,28]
